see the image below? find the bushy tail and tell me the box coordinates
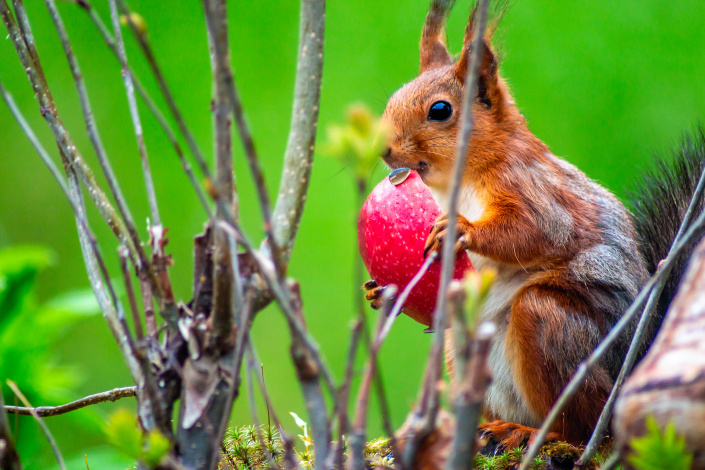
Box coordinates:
[628,128,705,323]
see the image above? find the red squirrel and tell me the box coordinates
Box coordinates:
[364,2,705,450]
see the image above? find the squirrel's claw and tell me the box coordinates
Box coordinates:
[425,212,473,258]
[365,285,386,301]
[363,280,388,309]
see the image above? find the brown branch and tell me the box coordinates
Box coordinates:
[218,221,337,395]
[108,0,161,227]
[614,237,705,467]
[243,345,284,470]
[111,0,214,191]
[349,288,396,470]
[203,0,236,348]
[286,281,331,469]
[402,0,489,465]
[4,387,136,418]
[119,246,145,340]
[271,0,325,263]
[334,319,363,470]
[446,322,496,470]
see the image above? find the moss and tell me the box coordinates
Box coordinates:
[219,425,602,470]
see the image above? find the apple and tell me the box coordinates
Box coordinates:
[358,168,475,326]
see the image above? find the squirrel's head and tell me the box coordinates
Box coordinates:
[382,3,520,190]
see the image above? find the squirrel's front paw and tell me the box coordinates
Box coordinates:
[424,212,473,258]
[362,279,392,310]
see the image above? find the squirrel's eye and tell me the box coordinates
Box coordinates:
[428,101,452,122]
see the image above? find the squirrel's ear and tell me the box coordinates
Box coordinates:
[454,8,499,108]
[419,3,453,73]
[454,2,507,108]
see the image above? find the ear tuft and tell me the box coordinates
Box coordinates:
[419,3,454,73]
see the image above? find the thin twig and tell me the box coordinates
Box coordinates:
[119,246,145,340]
[271,0,325,263]
[334,319,363,470]
[244,344,284,470]
[246,340,292,449]
[378,252,438,343]
[108,0,161,226]
[203,0,237,348]
[218,221,338,396]
[598,453,620,470]
[110,0,214,188]
[348,254,439,469]
[403,0,489,465]
[349,289,396,470]
[519,208,705,470]
[445,322,496,470]
[6,380,66,470]
[286,281,331,470]
[4,387,136,418]
[229,76,284,275]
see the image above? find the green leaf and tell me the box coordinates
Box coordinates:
[628,416,693,470]
[45,289,103,317]
[0,244,56,274]
[142,430,171,468]
[105,409,142,460]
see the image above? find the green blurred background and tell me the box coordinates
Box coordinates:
[0,0,703,468]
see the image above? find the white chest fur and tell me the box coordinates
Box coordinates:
[429,185,538,426]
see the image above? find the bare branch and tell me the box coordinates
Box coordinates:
[334,320,362,470]
[6,381,65,470]
[349,289,396,470]
[111,0,214,189]
[108,0,161,226]
[271,0,325,262]
[4,387,136,418]
[402,1,490,465]
[446,322,495,470]
[203,0,237,348]
[218,221,337,395]
[0,65,151,426]
[244,345,283,470]
[119,246,145,340]
[287,281,331,469]
[577,157,705,467]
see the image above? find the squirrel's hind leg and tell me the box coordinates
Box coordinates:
[500,274,613,446]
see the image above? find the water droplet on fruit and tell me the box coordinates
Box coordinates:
[389,167,411,186]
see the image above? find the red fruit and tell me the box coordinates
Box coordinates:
[358,169,475,326]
